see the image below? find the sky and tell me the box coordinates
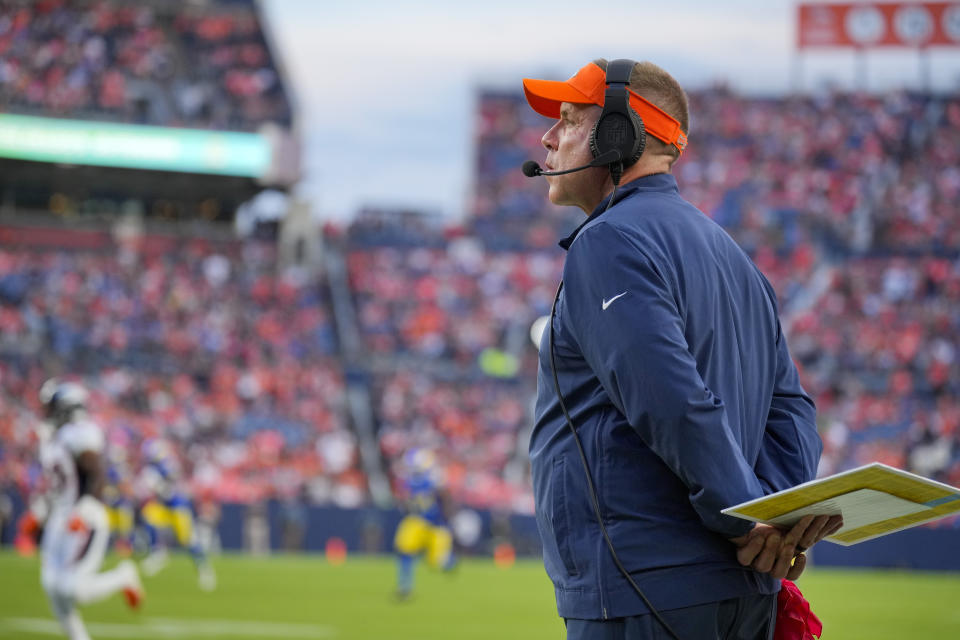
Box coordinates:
[260,0,960,222]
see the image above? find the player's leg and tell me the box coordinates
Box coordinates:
[63,496,144,609]
[426,524,455,571]
[107,499,135,556]
[393,515,428,598]
[45,591,91,640]
[72,560,143,609]
[41,512,92,640]
[140,500,170,576]
[169,498,216,590]
[170,501,216,586]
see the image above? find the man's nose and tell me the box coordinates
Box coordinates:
[541,122,560,151]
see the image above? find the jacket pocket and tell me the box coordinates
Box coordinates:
[552,456,580,577]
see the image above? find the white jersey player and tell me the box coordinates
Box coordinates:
[37,380,144,640]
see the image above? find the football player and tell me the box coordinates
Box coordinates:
[36,379,144,640]
[137,439,216,590]
[393,448,456,599]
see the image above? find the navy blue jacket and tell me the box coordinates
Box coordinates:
[530,173,822,620]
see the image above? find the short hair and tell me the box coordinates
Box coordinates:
[592,58,689,164]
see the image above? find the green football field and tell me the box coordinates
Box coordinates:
[1,550,959,639]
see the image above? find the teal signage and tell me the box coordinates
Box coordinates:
[0,113,270,177]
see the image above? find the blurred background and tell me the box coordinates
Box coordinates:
[0,0,959,638]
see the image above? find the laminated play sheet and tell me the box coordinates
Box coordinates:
[723,463,960,545]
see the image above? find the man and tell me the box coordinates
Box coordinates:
[523,59,842,639]
[36,379,144,640]
[392,448,456,600]
[137,438,216,591]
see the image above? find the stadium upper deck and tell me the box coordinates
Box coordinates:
[0,0,299,225]
[0,0,292,131]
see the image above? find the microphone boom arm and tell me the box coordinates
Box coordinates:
[522,150,622,177]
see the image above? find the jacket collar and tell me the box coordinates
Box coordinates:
[558,172,678,250]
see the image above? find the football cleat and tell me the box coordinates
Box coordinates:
[120,560,145,610]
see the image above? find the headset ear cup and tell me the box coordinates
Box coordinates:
[591,109,646,167]
[592,59,648,169]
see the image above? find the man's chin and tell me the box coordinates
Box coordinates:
[546,184,566,207]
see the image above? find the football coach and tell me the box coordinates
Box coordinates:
[522,58,843,639]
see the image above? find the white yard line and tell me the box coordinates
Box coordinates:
[0,617,337,638]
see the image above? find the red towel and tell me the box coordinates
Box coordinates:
[775,579,823,640]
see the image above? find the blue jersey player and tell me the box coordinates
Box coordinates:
[103,450,135,555]
[137,440,216,591]
[393,448,456,599]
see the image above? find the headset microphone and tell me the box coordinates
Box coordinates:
[521,150,621,178]
[521,160,544,177]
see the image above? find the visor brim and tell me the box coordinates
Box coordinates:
[522,78,595,119]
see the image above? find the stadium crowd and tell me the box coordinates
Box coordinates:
[347,242,561,364]
[678,87,960,255]
[0,41,958,523]
[0,0,290,130]
[790,257,960,486]
[0,236,365,511]
[376,371,532,513]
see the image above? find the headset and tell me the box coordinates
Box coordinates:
[546,59,682,640]
[523,58,648,189]
[589,58,647,187]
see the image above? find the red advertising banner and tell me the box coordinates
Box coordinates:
[797,2,960,48]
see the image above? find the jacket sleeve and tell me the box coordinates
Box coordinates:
[754,318,822,494]
[563,222,761,538]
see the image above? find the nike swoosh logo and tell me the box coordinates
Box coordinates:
[602,291,628,310]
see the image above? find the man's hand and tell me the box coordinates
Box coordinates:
[730,514,844,580]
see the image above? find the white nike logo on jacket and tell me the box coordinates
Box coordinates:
[602,291,628,310]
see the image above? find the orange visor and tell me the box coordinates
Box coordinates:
[523,62,687,154]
